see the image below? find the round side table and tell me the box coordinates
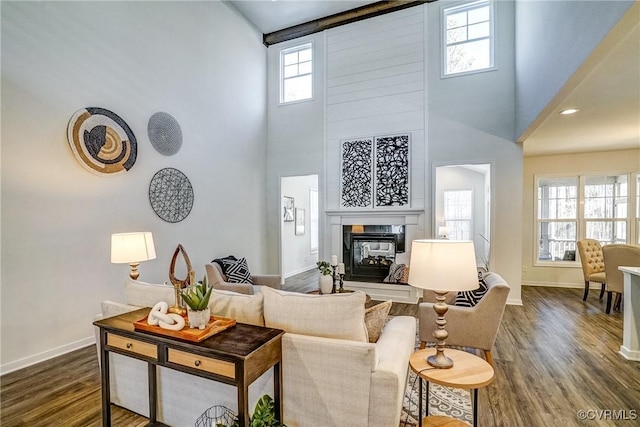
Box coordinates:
[410,348,494,427]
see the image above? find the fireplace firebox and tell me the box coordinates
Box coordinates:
[342,225,405,282]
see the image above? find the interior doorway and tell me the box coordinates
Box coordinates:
[434,163,492,269]
[280,174,319,280]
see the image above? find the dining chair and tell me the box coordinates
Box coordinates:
[576,239,607,301]
[602,244,640,314]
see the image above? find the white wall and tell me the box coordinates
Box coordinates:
[266,33,326,272]
[281,175,319,277]
[324,7,426,212]
[1,1,267,373]
[515,0,634,138]
[428,0,522,304]
[522,149,640,287]
[266,2,522,303]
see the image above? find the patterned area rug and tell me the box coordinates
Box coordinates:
[395,317,473,426]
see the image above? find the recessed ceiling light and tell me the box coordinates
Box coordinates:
[560,108,580,115]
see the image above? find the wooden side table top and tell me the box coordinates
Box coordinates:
[306,289,371,303]
[410,348,494,389]
[422,415,469,427]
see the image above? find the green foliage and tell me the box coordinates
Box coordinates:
[316,260,332,276]
[222,395,286,427]
[180,275,212,310]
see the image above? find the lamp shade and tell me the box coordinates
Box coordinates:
[111,232,157,264]
[408,239,478,292]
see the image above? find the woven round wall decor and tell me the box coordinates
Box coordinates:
[149,168,194,223]
[148,112,183,156]
[67,107,137,175]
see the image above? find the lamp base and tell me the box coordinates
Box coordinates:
[427,351,453,369]
[128,262,140,280]
[429,290,454,369]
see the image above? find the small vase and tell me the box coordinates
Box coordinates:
[319,274,333,294]
[187,307,210,330]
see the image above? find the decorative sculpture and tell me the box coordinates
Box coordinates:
[168,244,193,315]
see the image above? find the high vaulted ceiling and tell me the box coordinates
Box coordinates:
[228,0,640,157]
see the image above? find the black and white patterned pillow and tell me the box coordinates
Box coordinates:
[221,257,253,284]
[454,271,488,307]
[383,263,406,283]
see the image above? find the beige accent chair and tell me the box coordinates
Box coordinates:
[602,244,640,314]
[577,239,607,301]
[205,262,281,295]
[418,272,510,367]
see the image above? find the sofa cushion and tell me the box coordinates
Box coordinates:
[262,287,368,342]
[454,272,489,307]
[364,300,392,343]
[208,289,264,326]
[124,278,175,307]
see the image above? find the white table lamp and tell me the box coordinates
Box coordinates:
[111,232,156,279]
[408,239,478,368]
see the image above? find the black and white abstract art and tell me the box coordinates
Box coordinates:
[340,138,373,208]
[374,134,410,207]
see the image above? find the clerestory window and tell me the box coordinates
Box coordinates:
[442,0,495,77]
[280,43,313,104]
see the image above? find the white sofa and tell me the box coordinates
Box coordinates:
[95,278,416,427]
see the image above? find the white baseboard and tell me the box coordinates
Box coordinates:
[507,298,523,306]
[523,281,588,289]
[619,346,640,362]
[283,264,316,279]
[0,336,95,376]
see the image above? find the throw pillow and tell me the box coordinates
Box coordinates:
[221,257,253,284]
[399,265,410,284]
[212,255,237,271]
[454,271,489,307]
[209,288,264,326]
[383,262,406,283]
[364,300,392,343]
[261,286,368,342]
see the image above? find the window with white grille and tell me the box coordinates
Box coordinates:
[442,0,494,77]
[280,43,313,104]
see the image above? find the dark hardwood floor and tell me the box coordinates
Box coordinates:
[2,276,638,426]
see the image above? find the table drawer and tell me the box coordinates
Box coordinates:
[168,348,235,379]
[107,334,157,360]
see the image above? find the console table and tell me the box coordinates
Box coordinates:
[410,348,494,427]
[94,308,284,427]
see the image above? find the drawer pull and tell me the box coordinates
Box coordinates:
[126,343,133,349]
[194,360,201,367]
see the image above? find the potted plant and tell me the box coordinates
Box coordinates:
[217,395,286,427]
[180,273,212,330]
[316,261,334,294]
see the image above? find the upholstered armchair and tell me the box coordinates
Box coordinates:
[577,239,607,301]
[602,244,640,314]
[418,272,510,366]
[205,262,281,295]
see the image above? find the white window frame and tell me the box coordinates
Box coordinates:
[441,0,496,78]
[443,189,473,241]
[534,172,639,267]
[279,43,313,105]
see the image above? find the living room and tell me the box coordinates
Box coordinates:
[2,0,639,425]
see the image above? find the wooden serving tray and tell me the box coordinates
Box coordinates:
[133,313,236,342]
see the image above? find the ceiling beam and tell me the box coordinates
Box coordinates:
[263,0,435,46]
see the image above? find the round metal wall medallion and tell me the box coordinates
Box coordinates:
[149,168,194,223]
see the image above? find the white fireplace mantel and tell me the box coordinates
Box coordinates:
[324,209,424,303]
